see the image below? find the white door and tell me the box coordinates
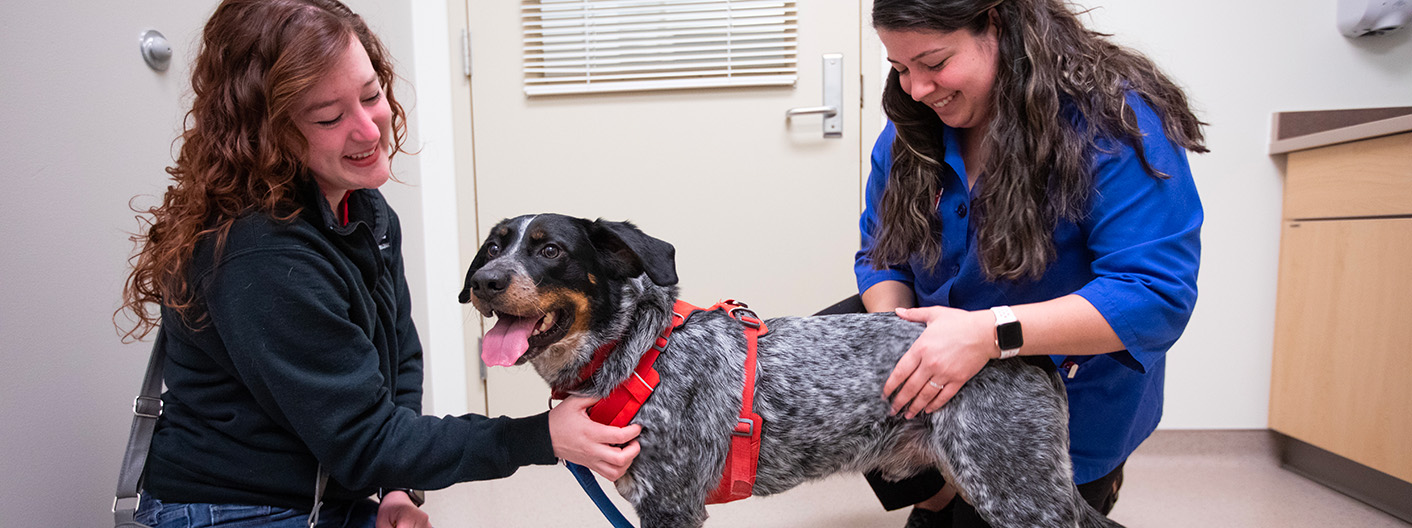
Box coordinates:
[456,1,883,418]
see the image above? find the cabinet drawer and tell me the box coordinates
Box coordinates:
[1284,132,1412,220]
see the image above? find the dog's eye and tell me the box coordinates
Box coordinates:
[486,243,501,257]
[539,245,562,259]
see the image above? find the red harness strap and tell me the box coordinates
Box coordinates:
[550,299,767,505]
[702,299,766,505]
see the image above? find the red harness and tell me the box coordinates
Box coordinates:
[551,299,766,505]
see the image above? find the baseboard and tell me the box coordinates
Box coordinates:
[1274,431,1412,523]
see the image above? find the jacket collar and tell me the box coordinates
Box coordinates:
[299,176,388,242]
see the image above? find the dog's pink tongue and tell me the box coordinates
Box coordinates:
[483,315,536,367]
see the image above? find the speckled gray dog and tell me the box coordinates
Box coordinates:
[460,214,1123,528]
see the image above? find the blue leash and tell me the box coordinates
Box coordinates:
[565,461,636,528]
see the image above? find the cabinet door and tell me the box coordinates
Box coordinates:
[1270,217,1412,483]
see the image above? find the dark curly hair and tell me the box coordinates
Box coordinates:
[870,0,1207,281]
[118,0,409,341]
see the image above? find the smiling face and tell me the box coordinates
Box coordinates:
[879,25,1000,132]
[292,35,393,211]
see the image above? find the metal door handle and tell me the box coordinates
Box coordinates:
[785,53,843,138]
[785,106,837,117]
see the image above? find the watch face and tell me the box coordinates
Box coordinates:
[996,320,1023,350]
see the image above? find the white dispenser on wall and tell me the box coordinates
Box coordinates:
[1338,0,1412,37]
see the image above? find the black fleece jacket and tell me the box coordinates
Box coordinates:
[144,180,556,509]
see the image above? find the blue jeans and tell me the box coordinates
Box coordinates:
[135,494,377,528]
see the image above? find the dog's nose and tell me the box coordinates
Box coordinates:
[470,268,511,299]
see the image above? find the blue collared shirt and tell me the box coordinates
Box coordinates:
[855,94,1202,483]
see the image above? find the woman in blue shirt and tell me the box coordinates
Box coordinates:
[853,0,1206,526]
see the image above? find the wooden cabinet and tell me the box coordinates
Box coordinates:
[1282,132,1412,219]
[1270,112,1412,520]
[1271,215,1412,482]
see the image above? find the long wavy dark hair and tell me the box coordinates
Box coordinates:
[870,0,1207,281]
[117,0,409,341]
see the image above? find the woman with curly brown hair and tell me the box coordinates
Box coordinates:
[118,1,639,526]
[851,0,1206,525]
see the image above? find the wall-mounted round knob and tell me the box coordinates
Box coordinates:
[141,30,172,71]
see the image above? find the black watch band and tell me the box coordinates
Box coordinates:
[378,488,426,507]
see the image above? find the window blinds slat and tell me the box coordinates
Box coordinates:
[525,15,796,38]
[526,8,794,30]
[527,22,795,46]
[528,55,797,74]
[528,40,792,61]
[526,25,793,51]
[524,0,790,16]
[522,0,798,96]
[526,75,797,96]
[527,68,798,85]
[526,0,791,21]
[526,0,745,11]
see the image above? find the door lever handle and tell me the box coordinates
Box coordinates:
[785,106,838,118]
[783,53,844,138]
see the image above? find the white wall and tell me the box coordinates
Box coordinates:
[2,3,215,526]
[1073,0,1412,428]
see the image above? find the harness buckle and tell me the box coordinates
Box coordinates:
[725,302,763,329]
[732,417,755,437]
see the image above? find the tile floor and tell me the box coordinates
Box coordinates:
[422,429,1409,527]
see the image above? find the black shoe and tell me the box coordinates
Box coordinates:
[904,506,951,528]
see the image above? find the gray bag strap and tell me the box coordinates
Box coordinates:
[113,330,331,528]
[114,330,167,528]
[308,465,329,527]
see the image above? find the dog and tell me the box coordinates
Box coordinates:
[459,213,1123,528]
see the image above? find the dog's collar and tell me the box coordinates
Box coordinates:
[550,341,620,401]
[549,301,691,402]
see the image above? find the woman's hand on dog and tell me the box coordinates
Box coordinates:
[549,395,643,480]
[885,306,995,419]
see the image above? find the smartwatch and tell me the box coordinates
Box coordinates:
[378,488,426,507]
[990,306,1023,359]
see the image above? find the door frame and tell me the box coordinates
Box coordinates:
[408,0,482,416]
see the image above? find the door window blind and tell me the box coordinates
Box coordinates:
[522,0,798,96]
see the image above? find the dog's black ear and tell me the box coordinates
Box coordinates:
[588,219,678,286]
